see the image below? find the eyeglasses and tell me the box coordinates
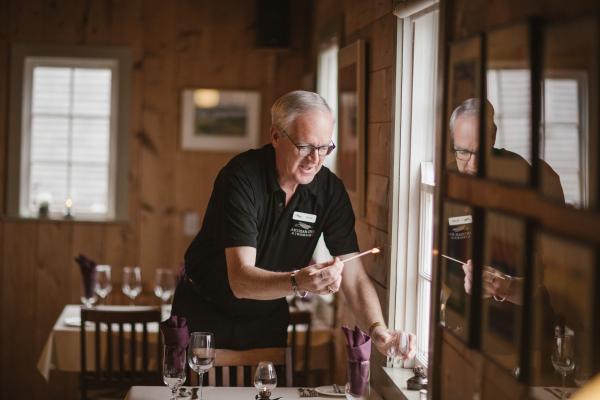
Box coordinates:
[280,129,336,157]
[454,148,478,161]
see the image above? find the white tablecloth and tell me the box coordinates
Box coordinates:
[125,386,308,400]
[37,304,333,381]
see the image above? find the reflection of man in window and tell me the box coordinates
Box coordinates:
[449,98,564,303]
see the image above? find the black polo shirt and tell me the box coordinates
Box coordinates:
[184,144,358,320]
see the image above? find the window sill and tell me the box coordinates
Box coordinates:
[376,365,422,400]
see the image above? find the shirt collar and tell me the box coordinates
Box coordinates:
[264,144,320,197]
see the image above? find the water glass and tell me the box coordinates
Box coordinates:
[154,268,176,304]
[80,292,97,308]
[163,345,187,400]
[95,265,112,303]
[345,360,370,399]
[551,331,575,400]
[188,332,215,400]
[122,266,142,305]
[254,361,277,399]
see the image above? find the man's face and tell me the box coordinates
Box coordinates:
[453,115,479,175]
[272,110,334,187]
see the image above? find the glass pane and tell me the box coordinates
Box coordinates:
[480,211,526,376]
[529,232,596,397]
[416,278,431,364]
[29,161,68,214]
[445,37,482,176]
[70,163,109,214]
[540,18,598,210]
[71,117,110,163]
[419,186,434,278]
[72,68,112,116]
[485,24,531,184]
[440,201,474,341]
[31,66,71,115]
[30,116,69,161]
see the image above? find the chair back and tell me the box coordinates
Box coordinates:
[188,347,292,387]
[80,306,162,400]
[289,310,312,386]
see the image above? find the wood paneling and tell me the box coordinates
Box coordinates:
[0,0,309,398]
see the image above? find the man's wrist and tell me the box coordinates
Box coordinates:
[290,270,308,298]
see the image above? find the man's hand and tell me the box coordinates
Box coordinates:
[295,257,343,295]
[371,326,416,360]
[462,260,523,304]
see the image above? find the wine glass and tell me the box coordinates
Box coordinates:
[551,331,575,399]
[95,265,112,304]
[154,268,176,304]
[163,345,187,400]
[122,266,142,305]
[188,332,215,400]
[254,361,277,399]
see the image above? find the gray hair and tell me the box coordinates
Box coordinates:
[449,98,496,137]
[271,90,333,131]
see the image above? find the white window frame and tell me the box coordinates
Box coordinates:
[317,41,339,173]
[7,44,131,221]
[388,0,439,368]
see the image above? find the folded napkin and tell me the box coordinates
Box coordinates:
[342,325,371,396]
[160,315,190,370]
[74,254,97,299]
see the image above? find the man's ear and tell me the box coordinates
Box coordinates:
[271,126,279,145]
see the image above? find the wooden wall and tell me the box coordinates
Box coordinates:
[0,1,310,399]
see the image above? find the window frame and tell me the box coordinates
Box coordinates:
[7,44,131,221]
[388,1,439,368]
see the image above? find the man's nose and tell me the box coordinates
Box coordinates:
[306,147,320,161]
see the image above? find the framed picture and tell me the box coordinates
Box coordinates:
[444,35,483,176]
[180,89,261,151]
[528,230,597,394]
[485,22,532,186]
[337,39,366,217]
[480,210,527,375]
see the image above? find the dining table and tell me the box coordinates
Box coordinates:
[125,385,382,399]
[37,302,333,382]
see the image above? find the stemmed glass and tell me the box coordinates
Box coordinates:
[551,330,575,399]
[154,268,176,304]
[163,345,187,400]
[188,332,215,400]
[122,266,142,305]
[254,361,277,399]
[95,265,112,304]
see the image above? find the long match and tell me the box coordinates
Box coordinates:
[342,247,381,264]
[441,254,506,280]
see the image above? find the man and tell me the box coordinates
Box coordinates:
[172,90,415,358]
[449,98,564,303]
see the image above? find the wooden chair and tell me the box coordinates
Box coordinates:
[188,347,292,387]
[289,310,312,386]
[80,306,162,400]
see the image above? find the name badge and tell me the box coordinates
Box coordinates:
[448,215,472,226]
[292,211,317,223]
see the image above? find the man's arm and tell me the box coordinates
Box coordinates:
[340,253,416,358]
[225,246,344,300]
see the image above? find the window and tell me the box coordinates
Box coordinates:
[317,42,339,173]
[7,45,130,220]
[390,2,439,367]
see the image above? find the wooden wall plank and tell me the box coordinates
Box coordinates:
[367,67,394,123]
[365,173,389,231]
[1,221,38,400]
[367,122,391,176]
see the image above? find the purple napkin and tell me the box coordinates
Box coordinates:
[74,254,97,299]
[160,316,190,371]
[342,325,371,395]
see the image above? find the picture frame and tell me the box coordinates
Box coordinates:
[337,39,366,217]
[444,35,483,176]
[180,89,261,151]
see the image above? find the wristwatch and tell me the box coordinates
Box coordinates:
[290,270,308,298]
